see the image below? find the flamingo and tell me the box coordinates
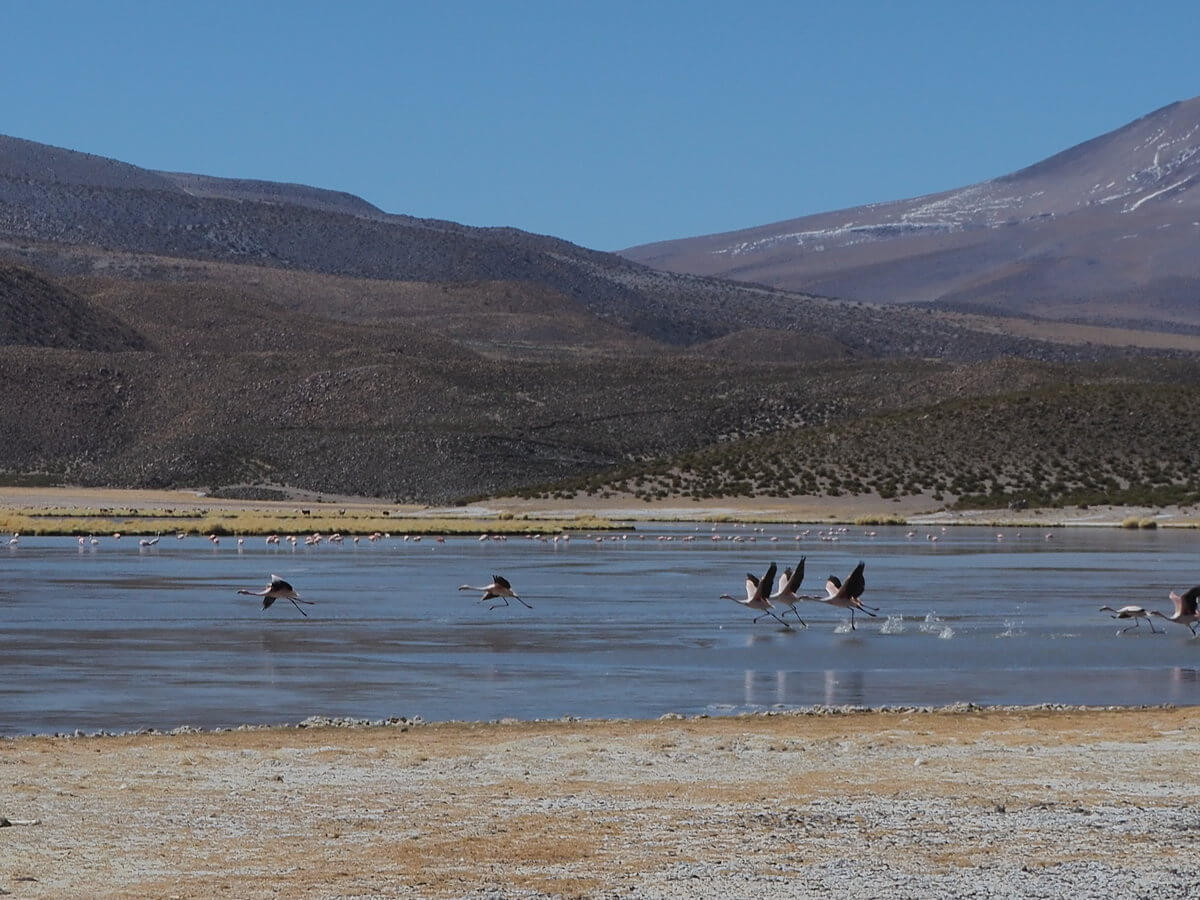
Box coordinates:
[720,562,791,628]
[769,558,809,627]
[815,561,878,630]
[1099,605,1160,634]
[459,575,532,610]
[1149,587,1200,635]
[237,575,314,616]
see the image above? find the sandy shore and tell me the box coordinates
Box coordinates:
[3,485,1199,529]
[3,708,1199,898]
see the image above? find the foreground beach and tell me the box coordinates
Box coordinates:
[4,708,1199,898]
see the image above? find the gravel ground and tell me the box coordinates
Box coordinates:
[3,707,1200,898]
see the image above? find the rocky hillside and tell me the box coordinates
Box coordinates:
[0,133,1171,362]
[529,369,1200,510]
[3,131,1200,503]
[0,265,148,351]
[6,260,1170,502]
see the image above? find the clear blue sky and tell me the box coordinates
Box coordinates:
[3,1,1198,250]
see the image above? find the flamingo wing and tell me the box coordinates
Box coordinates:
[493,574,512,590]
[743,575,758,602]
[754,563,777,603]
[784,558,806,594]
[844,561,866,599]
[1179,586,1200,615]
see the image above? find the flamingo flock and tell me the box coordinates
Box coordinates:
[11,525,1197,637]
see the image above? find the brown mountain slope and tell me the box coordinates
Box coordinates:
[622,97,1200,330]
[2,259,1198,502]
[4,133,1182,361]
[0,265,148,351]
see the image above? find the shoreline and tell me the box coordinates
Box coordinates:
[5,705,1199,897]
[3,701,1190,742]
[2,485,1198,532]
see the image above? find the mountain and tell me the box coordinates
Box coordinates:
[623,97,1200,331]
[0,132,1146,362]
[1,133,1197,502]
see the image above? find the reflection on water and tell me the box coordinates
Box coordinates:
[3,524,1200,733]
[823,670,867,706]
[1168,667,1200,703]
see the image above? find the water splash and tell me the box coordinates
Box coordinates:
[880,615,906,635]
[919,613,944,634]
[833,621,854,634]
[938,626,955,640]
[997,620,1025,638]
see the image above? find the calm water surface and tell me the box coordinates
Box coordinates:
[3,525,1199,734]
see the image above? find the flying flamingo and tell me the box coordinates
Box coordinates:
[816,561,878,630]
[769,558,809,627]
[1149,587,1200,635]
[459,575,532,610]
[237,575,314,616]
[721,562,791,628]
[1099,605,1160,634]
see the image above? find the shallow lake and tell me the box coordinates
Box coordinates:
[2,524,1199,734]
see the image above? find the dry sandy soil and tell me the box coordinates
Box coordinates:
[3,708,1200,898]
[3,486,1199,529]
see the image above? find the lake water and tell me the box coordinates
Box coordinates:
[3,524,1199,734]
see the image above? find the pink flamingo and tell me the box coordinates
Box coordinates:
[721,562,791,628]
[816,561,878,630]
[1150,587,1200,635]
[237,575,314,616]
[458,575,532,610]
[1099,605,1160,634]
[769,558,809,627]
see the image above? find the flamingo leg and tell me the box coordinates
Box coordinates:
[1119,620,1138,634]
[513,596,534,609]
[488,597,510,610]
[790,609,807,627]
[289,598,309,617]
[1148,618,1161,634]
[850,609,856,630]
[754,611,790,628]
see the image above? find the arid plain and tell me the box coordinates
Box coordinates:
[4,708,1199,898]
